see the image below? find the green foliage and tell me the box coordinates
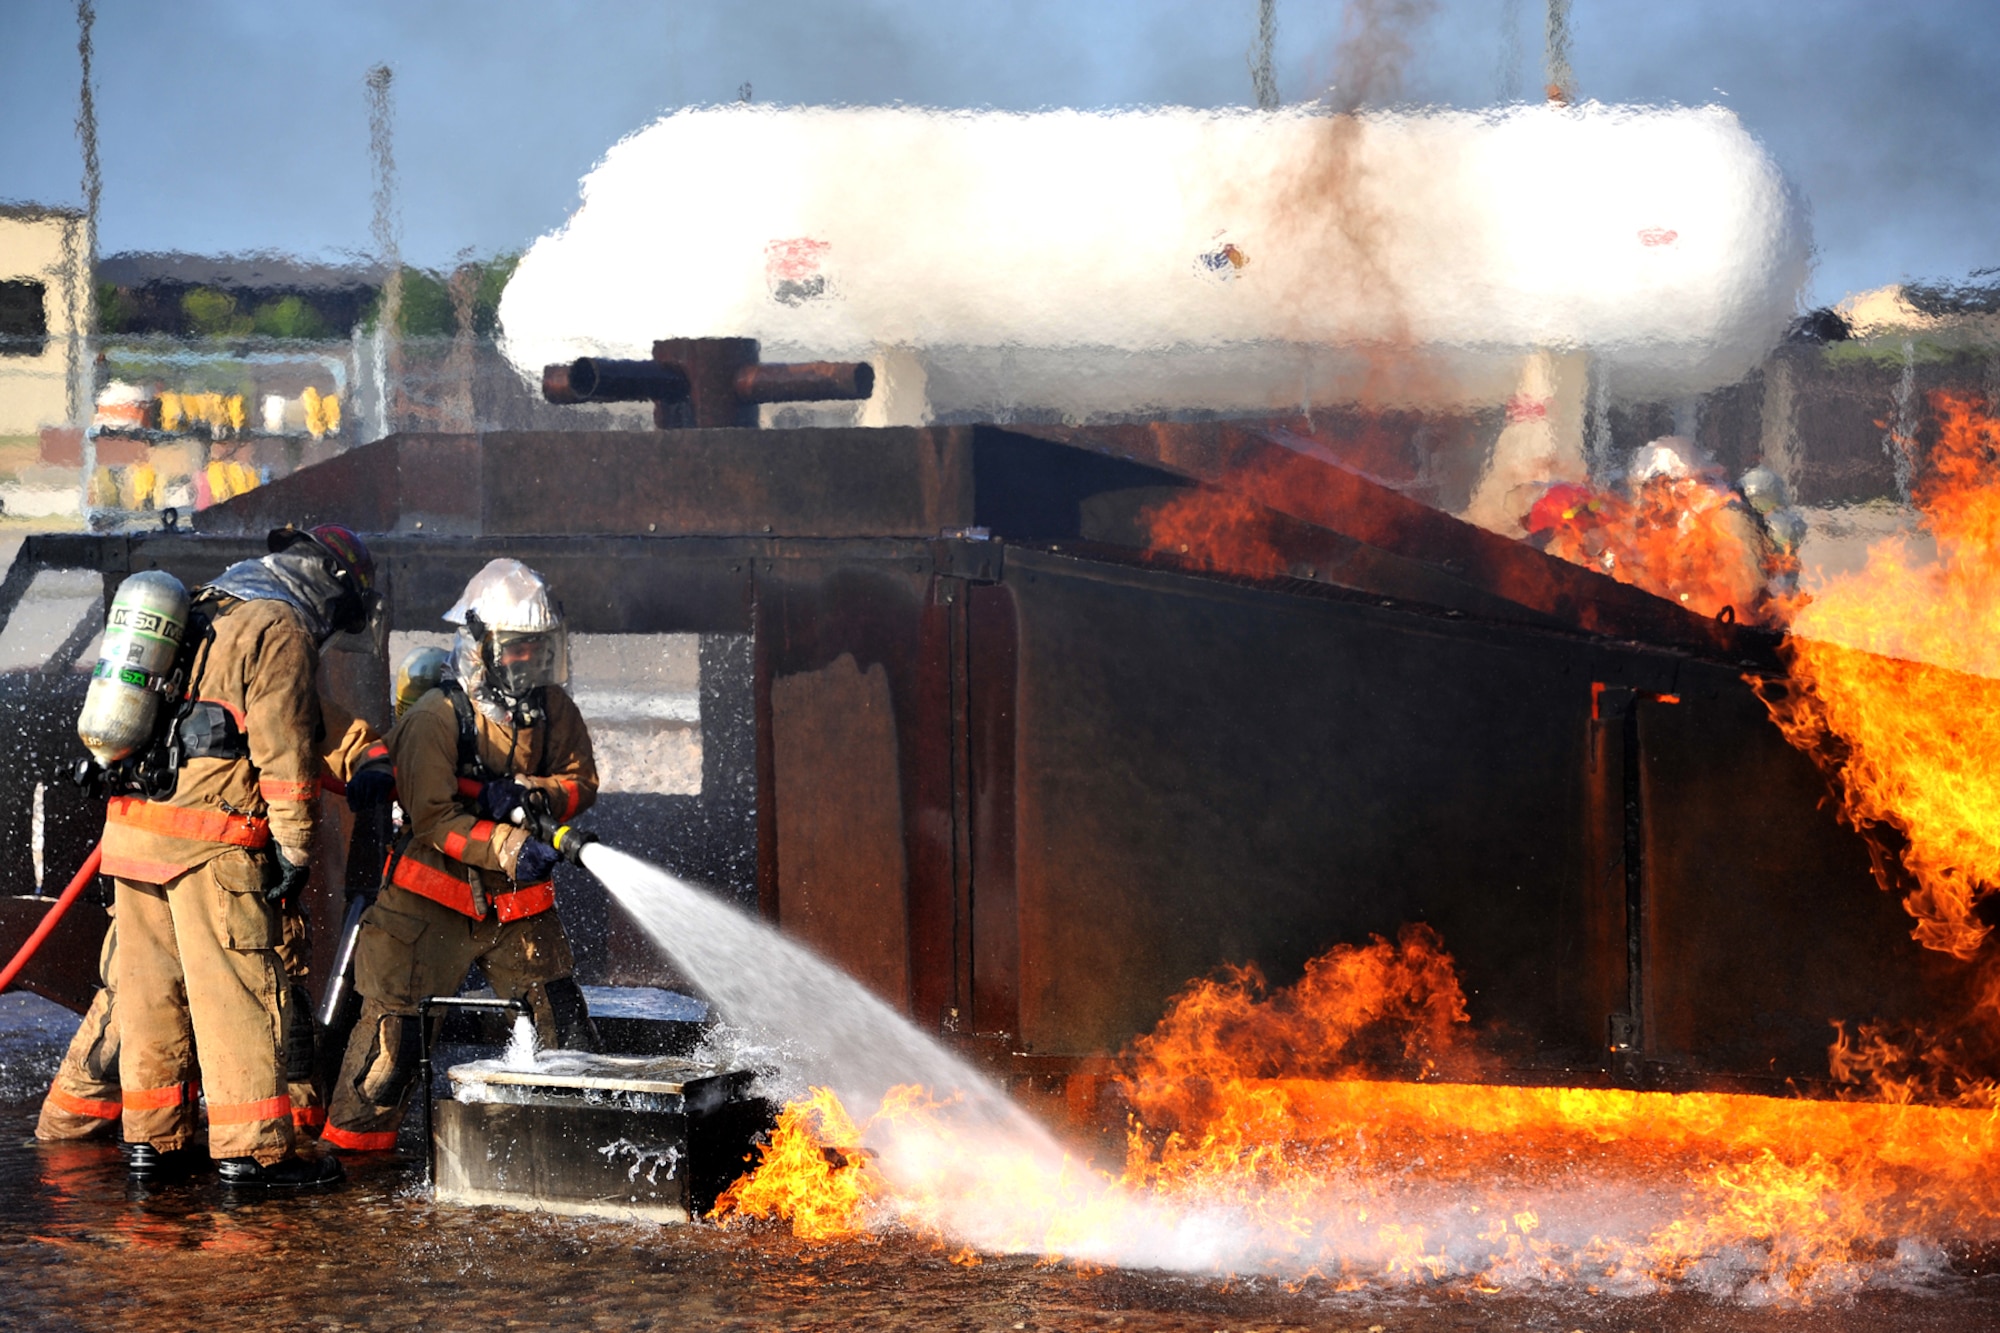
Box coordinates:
[1821,335,1993,371]
[181,287,252,338]
[362,253,519,337]
[94,281,131,334]
[472,253,518,336]
[397,267,457,336]
[250,294,330,340]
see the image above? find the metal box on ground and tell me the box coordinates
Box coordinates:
[436,986,712,1057]
[434,1053,772,1223]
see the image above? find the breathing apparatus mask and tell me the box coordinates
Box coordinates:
[444,559,570,726]
[468,616,567,716]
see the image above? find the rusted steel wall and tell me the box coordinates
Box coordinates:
[2,424,1972,1097]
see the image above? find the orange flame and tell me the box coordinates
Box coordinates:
[1142,487,1290,579]
[1123,924,1472,1130]
[1534,473,1776,623]
[715,926,2000,1298]
[713,1086,877,1240]
[1758,391,2000,957]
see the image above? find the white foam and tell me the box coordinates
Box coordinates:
[501,102,1809,416]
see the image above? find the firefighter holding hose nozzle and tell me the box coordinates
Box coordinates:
[324,559,599,1153]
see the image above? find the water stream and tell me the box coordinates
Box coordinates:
[576,846,2000,1298]
[580,845,1237,1268]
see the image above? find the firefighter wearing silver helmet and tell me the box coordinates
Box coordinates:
[324,559,600,1152]
[1739,464,1807,599]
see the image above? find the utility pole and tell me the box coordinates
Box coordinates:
[1544,0,1574,104]
[367,64,402,438]
[71,0,100,429]
[1249,0,1278,111]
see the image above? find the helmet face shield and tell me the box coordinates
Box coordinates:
[444,559,569,724]
[485,628,568,705]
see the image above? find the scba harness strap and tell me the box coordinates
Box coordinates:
[380,678,555,923]
[386,851,555,923]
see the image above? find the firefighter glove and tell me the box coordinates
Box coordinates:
[345,763,395,812]
[479,778,527,823]
[267,845,311,907]
[515,839,561,885]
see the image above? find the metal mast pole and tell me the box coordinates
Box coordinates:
[1250,0,1278,110]
[73,0,100,429]
[367,64,401,438]
[1544,0,1574,104]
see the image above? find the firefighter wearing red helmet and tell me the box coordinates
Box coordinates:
[324,557,599,1153]
[90,524,389,1188]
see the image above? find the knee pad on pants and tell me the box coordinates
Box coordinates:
[536,978,599,1053]
[356,1014,423,1106]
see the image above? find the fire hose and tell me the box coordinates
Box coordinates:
[0,843,104,995]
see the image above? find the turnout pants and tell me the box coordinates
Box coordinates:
[37,904,323,1143]
[114,851,294,1165]
[323,883,578,1151]
[35,917,121,1140]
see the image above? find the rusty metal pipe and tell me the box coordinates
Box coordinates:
[733,361,875,405]
[543,357,692,405]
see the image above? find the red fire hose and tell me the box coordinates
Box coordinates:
[0,843,104,994]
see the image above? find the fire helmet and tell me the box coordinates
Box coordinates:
[1737,465,1791,517]
[266,524,379,636]
[443,558,570,721]
[393,645,451,719]
[1628,436,1706,486]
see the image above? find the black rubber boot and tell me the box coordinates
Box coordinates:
[215,1153,345,1189]
[538,977,601,1053]
[123,1142,203,1183]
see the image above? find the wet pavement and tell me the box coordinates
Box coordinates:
[7,995,2000,1332]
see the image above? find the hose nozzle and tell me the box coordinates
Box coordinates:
[522,787,596,865]
[549,823,598,867]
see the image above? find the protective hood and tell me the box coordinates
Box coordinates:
[205,550,352,644]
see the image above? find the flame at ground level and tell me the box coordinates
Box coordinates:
[714,929,2000,1302]
[717,1073,2000,1302]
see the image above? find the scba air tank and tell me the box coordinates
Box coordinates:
[76,570,190,767]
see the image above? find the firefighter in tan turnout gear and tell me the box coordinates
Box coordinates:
[33,679,389,1145]
[325,559,599,1152]
[101,525,385,1187]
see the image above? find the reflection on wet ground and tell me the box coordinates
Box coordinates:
[4,999,2000,1332]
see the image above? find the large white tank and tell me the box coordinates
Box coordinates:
[500,103,1809,420]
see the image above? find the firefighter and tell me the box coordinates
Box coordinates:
[307,644,456,1097]
[323,558,599,1152]
[393,645,451,720]
[103,525,383,1187]
[1739,465,1808,600]
[33,687,390,1146]
[32,916,120,1141]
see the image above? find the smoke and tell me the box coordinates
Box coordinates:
[1261,0,1439,401]
[1326,0,1438,113]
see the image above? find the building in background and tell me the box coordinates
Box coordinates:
[0,249,593,530]
[0,205,90,468]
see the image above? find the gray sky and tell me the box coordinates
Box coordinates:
[0,0,1993,307]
